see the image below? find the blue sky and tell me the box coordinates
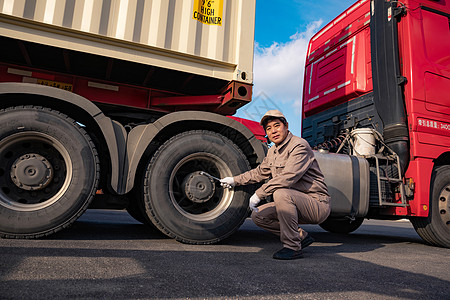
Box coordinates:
[235,0,356,136]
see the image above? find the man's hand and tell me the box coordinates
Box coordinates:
[249,193,261,211]
[220,177,235,189]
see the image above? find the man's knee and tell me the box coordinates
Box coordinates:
[272,189,298,215]
[272,189,291,204]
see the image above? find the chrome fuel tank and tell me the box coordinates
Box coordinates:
[314,151,370,218]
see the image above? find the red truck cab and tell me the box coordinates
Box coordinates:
[302,0,449,247]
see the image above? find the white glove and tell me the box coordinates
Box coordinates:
[249,193,261,212]
[220,177,235,189]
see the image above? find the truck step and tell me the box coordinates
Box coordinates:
[367,153,408,207]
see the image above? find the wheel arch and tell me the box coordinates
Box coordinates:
[125,111,267,194]
[434,152,450,168]
[0,82,126,194]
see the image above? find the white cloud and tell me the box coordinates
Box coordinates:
[249,20,323,134]
[253,20,322,112]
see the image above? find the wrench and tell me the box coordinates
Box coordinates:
[201,172,248,208]
[199,171,221,182]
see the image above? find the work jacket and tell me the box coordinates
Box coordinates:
[233,132,329,199]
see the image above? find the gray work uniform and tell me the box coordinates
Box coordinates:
[233,132,331,251]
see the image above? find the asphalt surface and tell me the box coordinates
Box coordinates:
[0,210,449,300]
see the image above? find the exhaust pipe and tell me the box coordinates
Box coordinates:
[370,0,409,173]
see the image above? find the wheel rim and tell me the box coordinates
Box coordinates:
[0,132,72,211]
[169,153,234,221]
[438,183,450,228]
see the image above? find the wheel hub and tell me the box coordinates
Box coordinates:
[439,184,450,226]
[183,171,216,203]
[10,153,54,191]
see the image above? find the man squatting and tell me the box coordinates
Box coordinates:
[220,110,331,260]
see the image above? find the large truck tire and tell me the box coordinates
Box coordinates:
[411,165,450,248]
[0,106,99,238]
[142,130,251,244]
[319,217,364,234]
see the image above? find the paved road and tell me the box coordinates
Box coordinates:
[1,210,449,300]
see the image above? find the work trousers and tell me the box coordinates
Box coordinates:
[251,188,331,251]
